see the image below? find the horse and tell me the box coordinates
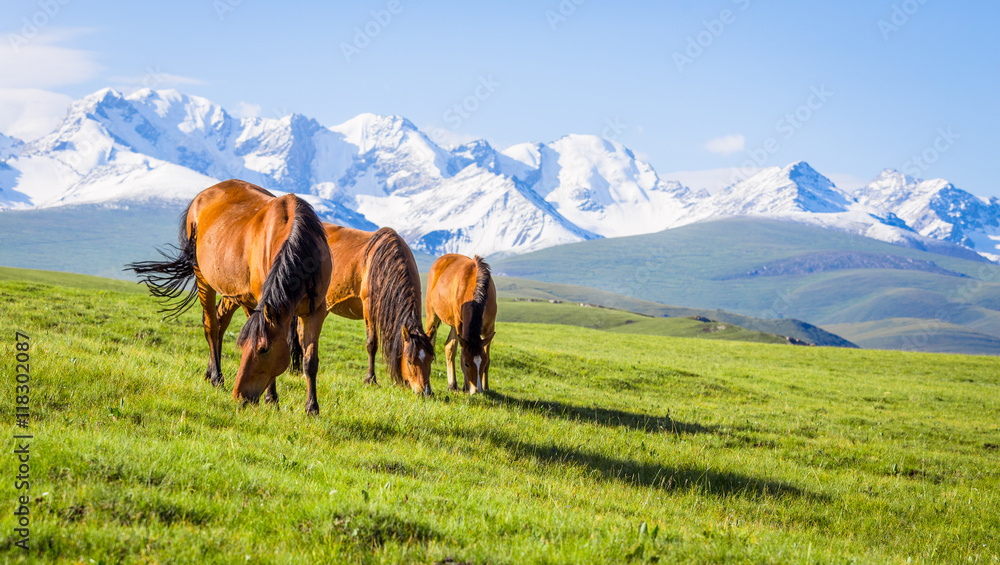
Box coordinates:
[425,254,497,394]
[127,179,332,413]
[290,225,434,395]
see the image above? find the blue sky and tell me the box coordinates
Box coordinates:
[1,0,997,195]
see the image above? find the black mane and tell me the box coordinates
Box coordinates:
[462,255,492,353]
[238,198,327,347]
[364,227,434,383]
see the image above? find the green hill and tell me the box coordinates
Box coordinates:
[496,298,790,344]
[494,218,1000,354]
[1,269,998,562]
[494,277,855,348]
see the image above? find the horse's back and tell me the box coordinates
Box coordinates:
[323,224,375,319]
[426,254,478,326]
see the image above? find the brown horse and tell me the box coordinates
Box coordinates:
[128,180,332,413]
[291,225,434,395]
[425,254,497,394]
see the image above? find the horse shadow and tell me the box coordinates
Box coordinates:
[459,427,818,501]
[483,391,714,436]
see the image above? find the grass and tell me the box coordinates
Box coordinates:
[496,298,789,344]
[1,270,999,563]
[493,276,856,348]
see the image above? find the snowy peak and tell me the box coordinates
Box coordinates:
[710,161,850,215]
[705,161,851,216]
[0,132,23,161]
[857,169,1000,253]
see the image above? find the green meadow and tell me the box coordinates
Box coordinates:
[1,268,998,563]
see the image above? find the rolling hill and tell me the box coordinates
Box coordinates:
[494,218,1000,354]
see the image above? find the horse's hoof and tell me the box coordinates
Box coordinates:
[211,377,225,389]
[305,403,319,415]
[363,376,377,386]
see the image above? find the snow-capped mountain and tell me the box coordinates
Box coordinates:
[675,161,992,261]
[856,170,1000,261]
[0,87,997,262]
[497,136,699,237]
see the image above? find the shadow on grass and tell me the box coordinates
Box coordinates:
[457,426,818,501]
[485,391,714,435]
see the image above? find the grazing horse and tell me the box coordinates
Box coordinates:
[127,180,332,413]
[425,254,497,394]
[291,225,434,395]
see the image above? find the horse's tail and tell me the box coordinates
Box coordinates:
[462,255,492,352]
[363,227,430,385]
[126,204,199,321]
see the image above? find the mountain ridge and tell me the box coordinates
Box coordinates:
[1,87,998,262]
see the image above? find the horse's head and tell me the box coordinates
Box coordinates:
[458,326,494,394]
[234,305,292,403]
[400,326,434,396]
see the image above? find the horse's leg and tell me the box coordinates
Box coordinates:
[444,326,459,391]
[484,341,492,392]
[211,298,239,388]
[364,321,378,385]
[196,280,225,388]
[424,309,440,345]
[299,309,327,415]
[263,380,279,407]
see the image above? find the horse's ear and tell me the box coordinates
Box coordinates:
[457,322,466,342]
[400,325,411,345]
[483,329,495,345]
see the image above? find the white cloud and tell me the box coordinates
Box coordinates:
[704,134,745,155]
[0,88,72,141]
[231,101,263,119]
[0,28,102,89]
[108,70,206,94]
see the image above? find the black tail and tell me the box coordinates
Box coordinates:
[126,207,198,321]
[462,255,492,352]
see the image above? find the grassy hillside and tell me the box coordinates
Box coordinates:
[1,271,999,563]
[497,298,790,344]
[494,218,1000,354]
[494,277,856,348]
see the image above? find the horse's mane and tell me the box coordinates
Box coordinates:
[238,198,327,348]
[462,255,492,353]
[364,227,433,384]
